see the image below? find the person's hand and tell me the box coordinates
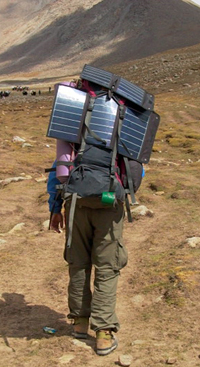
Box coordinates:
[50,212,64,233]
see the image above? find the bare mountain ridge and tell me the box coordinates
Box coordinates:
[0,0,200,81]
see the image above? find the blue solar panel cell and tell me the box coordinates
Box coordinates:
[118,105,151,161]
[115,78,154,111]
[86,95,118,148]
[47,85,87,143]
[116,78,144,106]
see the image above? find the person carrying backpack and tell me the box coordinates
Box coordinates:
[46,65,159,356]
[48,155,128,355]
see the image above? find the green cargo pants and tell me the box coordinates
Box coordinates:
[64,197,128,332]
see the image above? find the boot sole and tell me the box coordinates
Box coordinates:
[96,337,118,356]
[72,331,88,339]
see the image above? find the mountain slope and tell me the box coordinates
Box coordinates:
[0,0,200,80]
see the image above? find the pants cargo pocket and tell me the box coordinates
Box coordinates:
[63,243,73,264]
[113,240,128,271]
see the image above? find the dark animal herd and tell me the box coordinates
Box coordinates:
[0,90,10,98]
[0,86,42,98]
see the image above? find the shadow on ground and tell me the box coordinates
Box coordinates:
[0,292,70,341]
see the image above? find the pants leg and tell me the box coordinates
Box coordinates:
[91,267,120,332]
[64,201,93,318]
[64,199,127,331]
[90,202,127,332]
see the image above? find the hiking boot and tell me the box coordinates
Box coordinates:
[72,317,89,339]
[96,330,118,356]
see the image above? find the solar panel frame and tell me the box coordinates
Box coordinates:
[81,64,154,111]
[80,64,114,89]
[47,85,89,143]
[137,111,160,163]
[115,77,154,111]
[117,103,160,163]
[85,95,119,149]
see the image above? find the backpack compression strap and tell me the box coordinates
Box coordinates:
[116,104,136,222]
[123,157,136,205]
[65,192,78,249]
[109,104,125,192]
[76,95,107,164]
[45,161,74,173]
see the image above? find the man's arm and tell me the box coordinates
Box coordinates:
[47,161,64,233]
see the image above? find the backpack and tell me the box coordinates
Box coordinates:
[46,64,160,228]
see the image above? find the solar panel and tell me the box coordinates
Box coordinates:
[116,78,154,111]
[138,111,160,163]
[47,85,87,143]
[81,64,113,89]
[81,64,154,111]
[85,95,118,149]
[47,82,160,164]
[118,105,160,163]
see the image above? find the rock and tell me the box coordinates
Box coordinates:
[118,354,133,366]
[59,354,75,363]
[31,340,40,346]
[42,220,50,230]
[0,223,25,237]
[131,294,145,305]
[130,205,153,216]
[166,357,177,364]
[12,136,26,143]
[35,175,47,183]
[155,296,163,303]
[0,239,7,244]
[0,175,32,186]
[71,339,92,350]
[131,339,146,345]
[8,223,25,234]
[186,236,200,248]
[22,143,33,148]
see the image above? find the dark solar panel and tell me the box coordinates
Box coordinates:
[85,95,118,148]
[116,78,154,111]
[138,111,160,163]
[81,64,113,89]
[81,64,154,110]
[47,85,87,143]
[118,105,159,163]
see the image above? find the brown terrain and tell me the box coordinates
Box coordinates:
[0,1,200,366]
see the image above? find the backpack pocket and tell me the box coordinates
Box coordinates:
[67,164,111,197]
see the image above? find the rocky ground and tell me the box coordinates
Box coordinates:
[0,44,200,366]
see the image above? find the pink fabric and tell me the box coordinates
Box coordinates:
[115,157,122,185]
[81,80,96,97]
[56,140,73,183]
